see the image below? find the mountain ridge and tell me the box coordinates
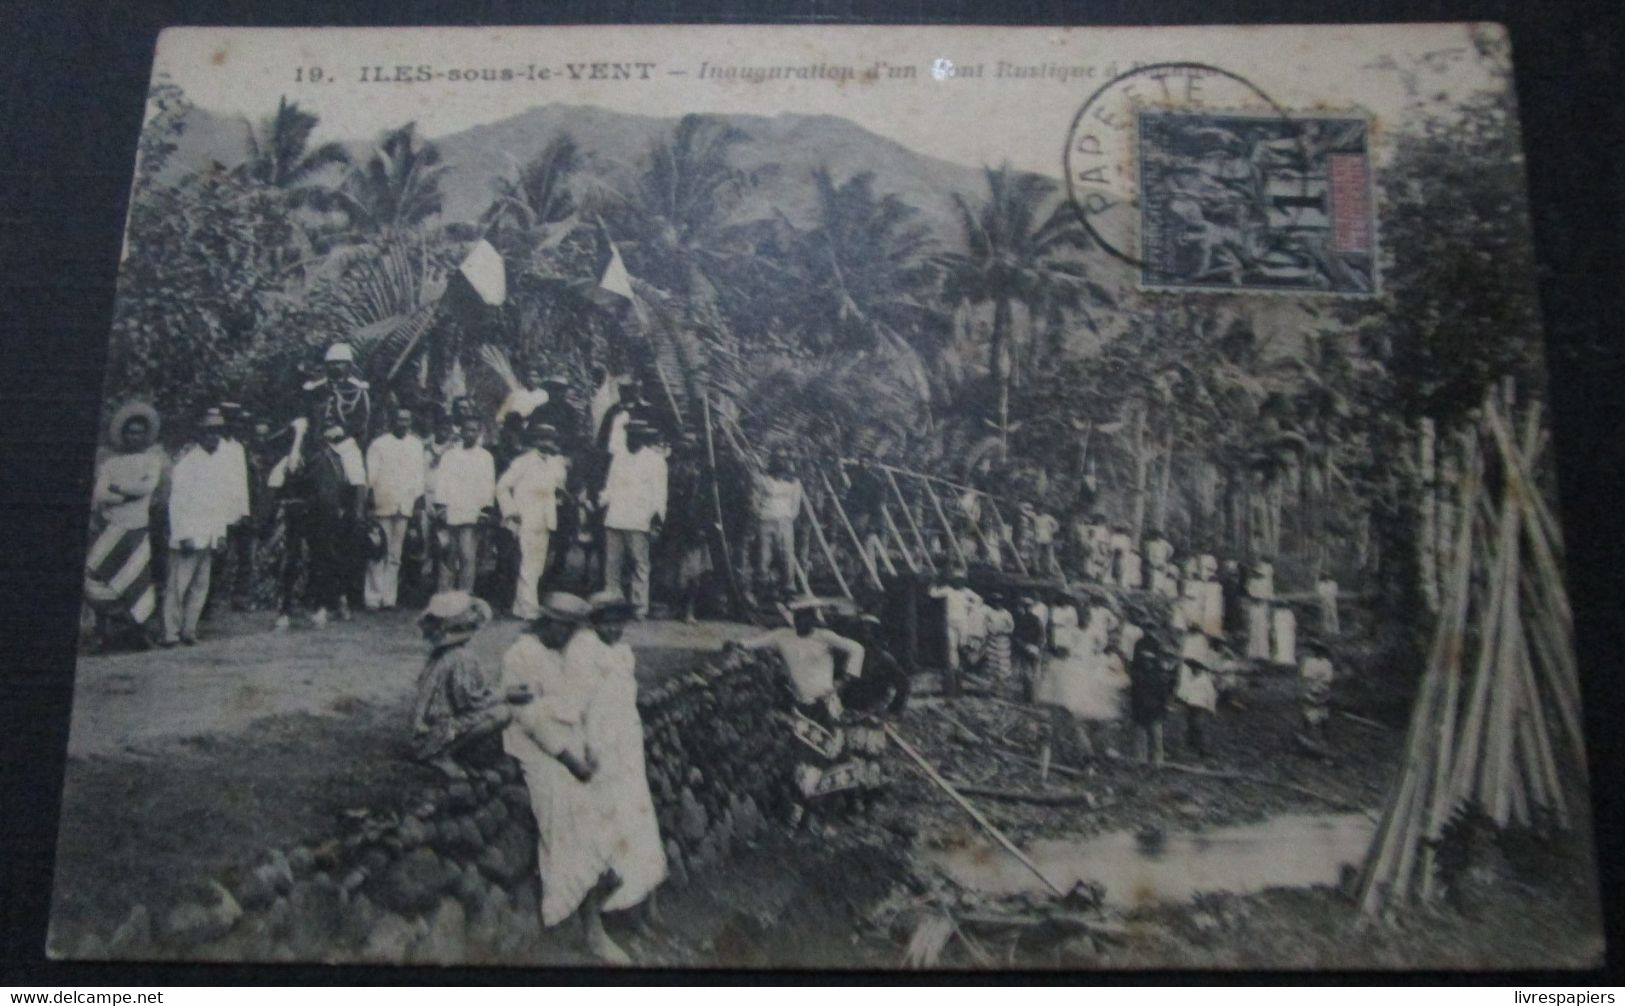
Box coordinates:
[166,101,1066,245]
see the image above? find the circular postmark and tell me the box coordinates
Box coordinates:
[1064,63,1378,294]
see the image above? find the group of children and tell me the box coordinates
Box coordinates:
[929,558,1342,770]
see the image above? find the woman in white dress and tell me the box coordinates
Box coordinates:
[1245,560,1275,661]
[1271,600,1298,667]
[1032,616,1125,764]
[567,591,668,961]
[499,592,607,953]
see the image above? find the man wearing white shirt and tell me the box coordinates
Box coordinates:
[422,413,456,589]
[364,408,426,610]
[600,421,666,618]
[1315,572,1341,635]
[496,424,570,619]
[210,403,254,614]
[433,416,496,592]
[596,377,643,458]
[1245,559,1275,661]
[162,411,240,645]
[928,569,975,674]
[752,451,803,592]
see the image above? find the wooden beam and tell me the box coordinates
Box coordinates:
[885,724,1067,897]
[985,496,1028,575]
[701,395,745,617]
[881,503,921,574]
[819,471,883,591]
[885,468,938,574]
[918,474,971,569]
[801,490,852,599]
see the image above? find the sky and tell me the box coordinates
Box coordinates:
[150,23,1508,178]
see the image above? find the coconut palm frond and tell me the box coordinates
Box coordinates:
[478,344,522,394]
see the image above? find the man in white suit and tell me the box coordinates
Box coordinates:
[364,407,426,610]
[496,423,570,619]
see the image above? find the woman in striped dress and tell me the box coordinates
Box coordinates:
[982,596,1014,685]
[84,402,165,650]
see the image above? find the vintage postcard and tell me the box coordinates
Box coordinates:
[49,23,1601,969]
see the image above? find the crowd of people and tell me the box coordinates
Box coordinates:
[82,338,1352,960]
[920,529,1344,769]
[83,343,731,649]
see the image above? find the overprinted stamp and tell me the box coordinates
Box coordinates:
[1137,110,1377,294]
[1063,62,1378,296]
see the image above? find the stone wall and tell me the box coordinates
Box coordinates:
[80,646,794,964]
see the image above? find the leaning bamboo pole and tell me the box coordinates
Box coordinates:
[882,503,921,574]
[885,469,937,574]
[819,471,883,591]
[1419,437,1480,900]
[701,395,745,616]
[918,476,971,570]
[1359,393,1580,919]
[802,489,853,599]
[985,497,1028,575]
[861,460,1031,572]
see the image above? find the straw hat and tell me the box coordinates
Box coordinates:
[418,591,492,633]
[107,400,160,444]
[587,590,636,623]
[539,592,591,625]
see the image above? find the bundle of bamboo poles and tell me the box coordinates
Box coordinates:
[1357,390,1583,918]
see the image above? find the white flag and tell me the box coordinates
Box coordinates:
[458,239,506,306]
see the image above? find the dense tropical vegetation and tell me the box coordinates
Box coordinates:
[106,46,1548,655]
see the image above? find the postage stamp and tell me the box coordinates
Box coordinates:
[1137,110,1377,295]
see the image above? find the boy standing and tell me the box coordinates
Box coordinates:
[432,417,496,593]
[1127,636,1174,766]
[1175,652,1219,759]
[1298,638,1335,746]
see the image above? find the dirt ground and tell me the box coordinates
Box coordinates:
[48,608,1605,971]
[63,609,754,759]
[48,609,758,958]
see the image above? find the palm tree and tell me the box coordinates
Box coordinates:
[939,164,1095,446]
[766,167,948,417]
[793,169,936,342]
[238,97,351,192]
[599,114,760,327]
[318,122,449,239]
[482,135,579,236]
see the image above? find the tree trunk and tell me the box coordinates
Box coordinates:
[1437,431,1459,607]
[1418,417,1440,613]
[1266,477,1283,555]
[1129,402,1149,541]
[1297,456,1312,560]
[1195,461,1218,549]
[992,296,1013,448]
[1153,433,1174,534]
[1220,466,1240,556]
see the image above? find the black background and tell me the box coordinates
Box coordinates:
[2,0,1621,985]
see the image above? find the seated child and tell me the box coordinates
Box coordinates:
[410,591,522,778]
